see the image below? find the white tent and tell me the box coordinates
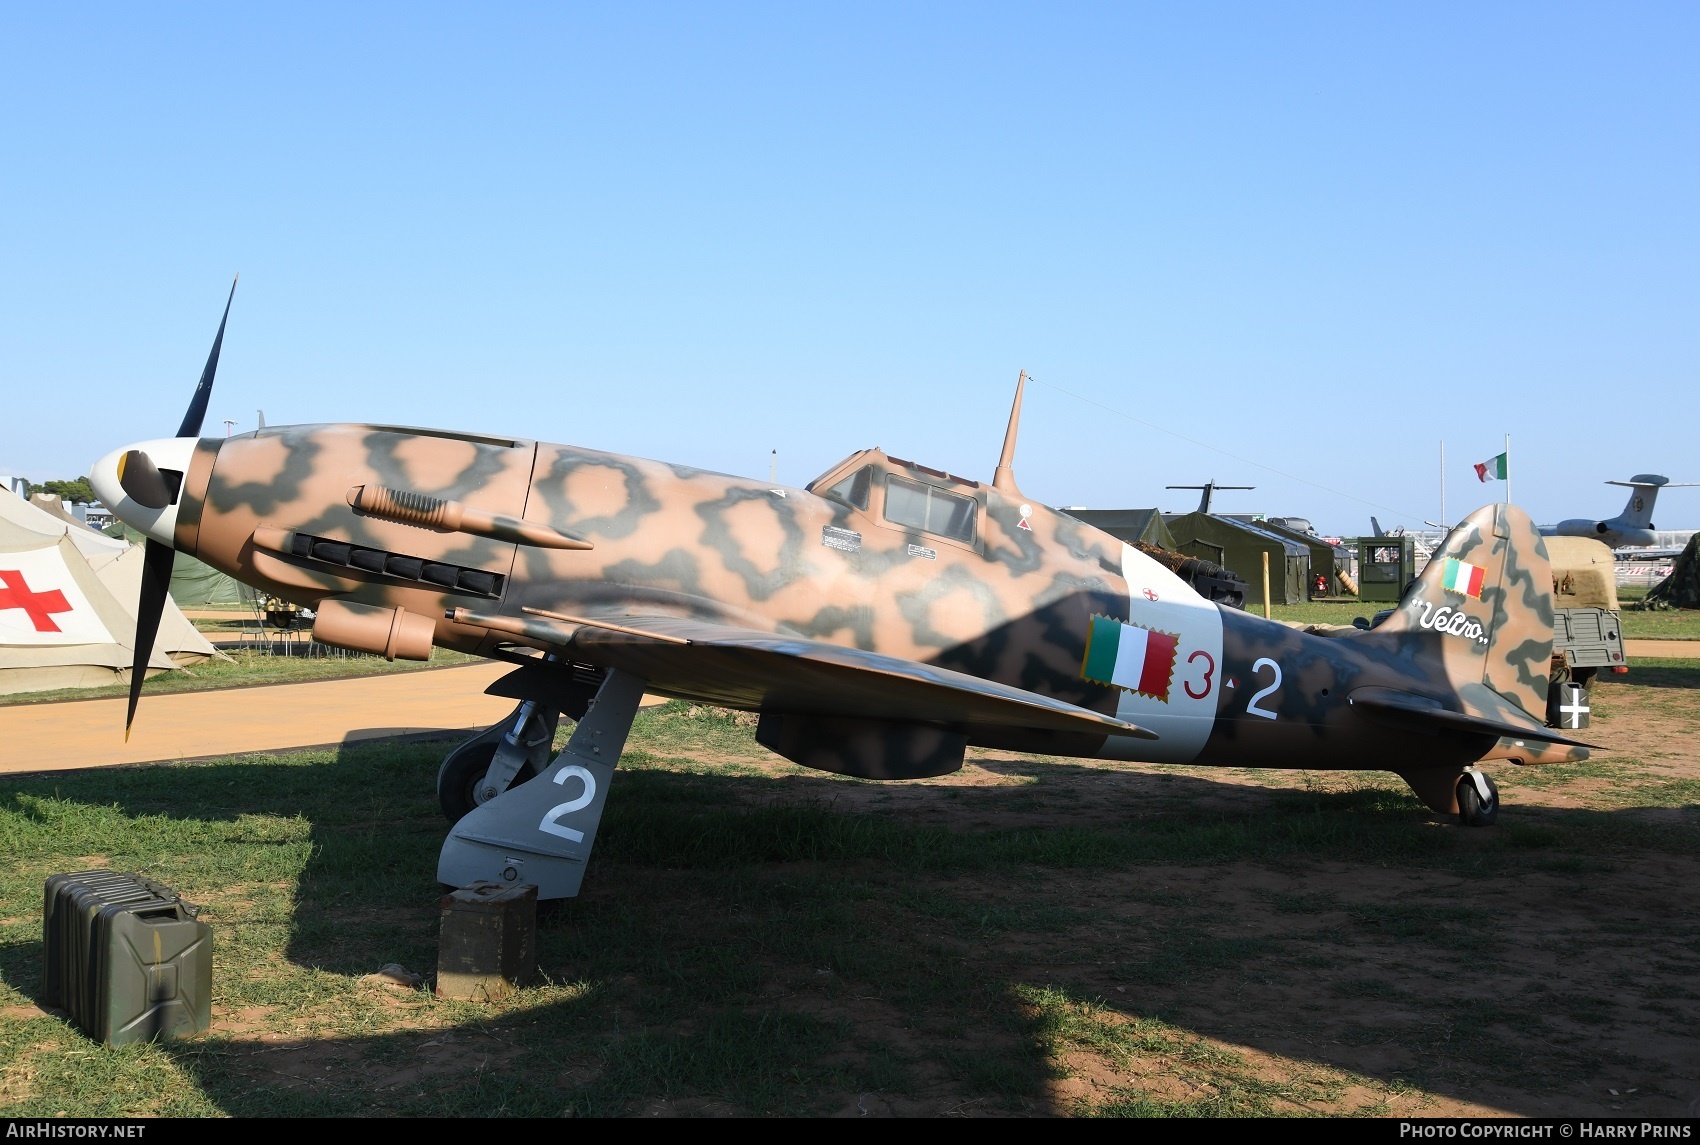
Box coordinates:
[0,489,219,695]
[0,490,128,561]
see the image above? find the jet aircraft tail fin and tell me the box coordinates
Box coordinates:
[1603,474,1688,531]
[1371,503,1554,722]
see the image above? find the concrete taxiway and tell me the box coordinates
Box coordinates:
[0,662,517,775]
[1623,638,1700,659]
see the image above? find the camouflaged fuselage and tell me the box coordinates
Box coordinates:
[175,423,1559,778]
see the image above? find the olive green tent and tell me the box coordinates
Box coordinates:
[166,553,245,606]
[1645,532,1700,610]
[1164,512,1309,605]
[103,522,245,606]
[1057,508,1177,551]
[1247,519,1342,596]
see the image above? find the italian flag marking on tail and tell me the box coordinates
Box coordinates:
[1441,557,1486,599]
[1081,615,1179,702]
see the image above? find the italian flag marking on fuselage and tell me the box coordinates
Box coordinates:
[1441,557,1486,599]
[1081,615,1179,702]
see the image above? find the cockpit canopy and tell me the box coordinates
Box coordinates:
[807,448,982,546]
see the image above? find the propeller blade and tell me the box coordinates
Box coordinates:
[124,538,177,740]
[175,276,238,439]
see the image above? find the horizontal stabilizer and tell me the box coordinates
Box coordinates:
[1349,685,1595,748]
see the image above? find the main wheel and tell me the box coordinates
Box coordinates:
[1456,771,1499,827]
[438,740,536,824]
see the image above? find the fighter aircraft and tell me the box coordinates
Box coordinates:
[87,288,1593,899]
[1541,475,1696,549]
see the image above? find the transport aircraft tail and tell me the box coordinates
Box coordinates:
[1606,475,1690,531]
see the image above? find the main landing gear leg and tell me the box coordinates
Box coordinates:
[437,700,561,823]
[437,669,647,900]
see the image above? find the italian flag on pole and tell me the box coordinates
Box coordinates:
[1474,452,1507,483]
[1081,616,1178,701]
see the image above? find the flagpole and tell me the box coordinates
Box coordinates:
[1440,440,1446,528]
[1504,433,1511,505]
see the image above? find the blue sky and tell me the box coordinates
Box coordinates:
[2,4,1695,533]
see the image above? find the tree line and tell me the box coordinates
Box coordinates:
[28,477,97,504]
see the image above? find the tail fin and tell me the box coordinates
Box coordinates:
[1606,474,1669,531]
[1375,503,1554,720]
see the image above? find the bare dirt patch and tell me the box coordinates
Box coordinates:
[582,680,1700,1115]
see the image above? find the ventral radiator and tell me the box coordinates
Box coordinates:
[41,871,212,1046]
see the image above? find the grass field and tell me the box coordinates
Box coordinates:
[1611,587,1700,638]
[1267,594,1700,639]
[2,666,1697,1117]
[0,648,481,708]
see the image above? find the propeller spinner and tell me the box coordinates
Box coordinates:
[88,277,237,738]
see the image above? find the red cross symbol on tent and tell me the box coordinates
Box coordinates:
[0,569,74,633]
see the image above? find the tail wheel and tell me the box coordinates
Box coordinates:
[1456,771,1499,827]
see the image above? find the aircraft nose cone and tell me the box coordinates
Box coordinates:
[90,436,202,547]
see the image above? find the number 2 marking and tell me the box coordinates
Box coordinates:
[539,764,596,843]
[1183,650,1216,700]
[1246,657,1282,720]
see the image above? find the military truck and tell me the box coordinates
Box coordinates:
[1545,537,1625,681]
[1541,537,1624,733]
[1131,540,1248,609]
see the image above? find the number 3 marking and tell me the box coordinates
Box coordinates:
[539,764,596,843]
[1246,657,1282,720]
[1183,650,1216,700]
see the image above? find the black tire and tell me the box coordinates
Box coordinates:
[1456,772,1499,827]
[438,741,536,824]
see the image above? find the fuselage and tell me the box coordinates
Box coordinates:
[92,422,1521,776]
[1547,518,1657,549]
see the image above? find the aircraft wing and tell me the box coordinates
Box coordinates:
[463,608,1156,741]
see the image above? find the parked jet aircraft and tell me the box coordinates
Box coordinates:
[1542,475,1696,549]
[87,288,1593,899]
